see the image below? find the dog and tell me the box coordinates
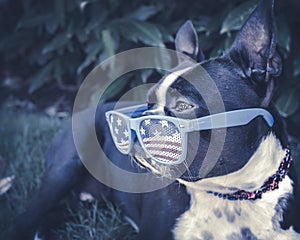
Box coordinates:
[11,0,300,239]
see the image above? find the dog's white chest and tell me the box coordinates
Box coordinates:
[173,135,300,240]
[173,178,299,240]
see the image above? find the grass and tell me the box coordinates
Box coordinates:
[0,109,135,240]
[54,200,135,240]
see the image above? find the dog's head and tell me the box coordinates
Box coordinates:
[132,0,283,181]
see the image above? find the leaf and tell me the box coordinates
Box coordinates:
[193,16,211,33]
[193,5,232,37]
[210,33,236,57]
[102,29,116,69]
[140,69,153,83]
[84,39,100,54]
[98,73,134,103]
[45,16,59,34]
[28,61,54,94]
[77,45,101,75]
[275,88,300,117]
[276,16,291,57]
[102,29,115,57]
[158,25,174,43]
[53,59,63,82]
[293,52,300,77]
[154,47,172,70]
[42,33,71,54]
[54,0,66,28]
[115,19,164,47]
[220,0,259,34]
[76,29,89,43]
[84,12,108,35]
[67,19,75,37]
[129,5,161,21]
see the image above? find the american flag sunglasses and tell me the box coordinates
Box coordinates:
[105,104,274,165]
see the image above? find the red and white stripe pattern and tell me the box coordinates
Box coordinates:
[140,119,182,163]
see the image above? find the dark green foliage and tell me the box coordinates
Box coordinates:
[0,0,299,124]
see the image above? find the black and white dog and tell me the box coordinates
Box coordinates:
[12,0,300,239]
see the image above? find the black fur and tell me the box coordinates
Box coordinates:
[10,0,300,239]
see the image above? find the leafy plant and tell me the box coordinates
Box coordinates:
[0,0,166,94]
[0,0,299,126]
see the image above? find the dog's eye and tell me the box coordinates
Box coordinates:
[175,101,193,112]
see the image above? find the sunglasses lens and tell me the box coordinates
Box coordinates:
[139,119,183,164]
[108,113,131,153]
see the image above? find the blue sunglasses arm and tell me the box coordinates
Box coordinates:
[188,108,274,131]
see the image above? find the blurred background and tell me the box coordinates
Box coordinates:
[0,0,299,239]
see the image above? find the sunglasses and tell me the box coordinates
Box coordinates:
[105,104,274,165]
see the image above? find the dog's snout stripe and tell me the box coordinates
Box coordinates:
[156,67,192,109]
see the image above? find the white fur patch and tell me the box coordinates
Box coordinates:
[156,67,192,109]
[173,134,300,240]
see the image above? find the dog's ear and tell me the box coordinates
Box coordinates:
[228,0,282,107]
[175,20,205,63]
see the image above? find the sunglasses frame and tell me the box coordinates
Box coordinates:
[105,104,274,165]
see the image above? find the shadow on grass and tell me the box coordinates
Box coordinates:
[0,109,135,240]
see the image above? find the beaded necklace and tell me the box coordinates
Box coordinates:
[206,148,292,201]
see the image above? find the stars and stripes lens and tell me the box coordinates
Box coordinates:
[108,113,131,154]
[139,119,183,164]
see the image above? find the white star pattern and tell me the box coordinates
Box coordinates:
[160,120,169,128]
[123,129,129,138]
[117,118,122,126]
[145,119,151,125]
[140,127,146,135]
[114,127,119,135]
